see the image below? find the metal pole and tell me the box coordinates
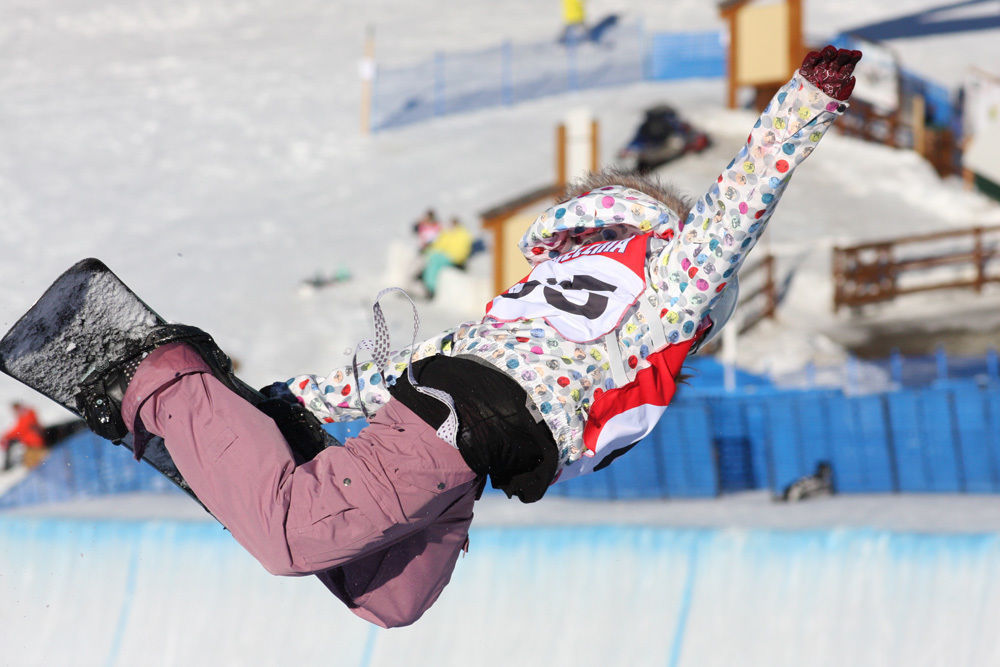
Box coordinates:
[433,52,445,116]
[890,348,903,388]
[567,39,578,91]
[936,345,948,383]
[501,40,513,105]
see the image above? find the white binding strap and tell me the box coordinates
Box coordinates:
[352,287,458,447]
[603,331,628,387]
[639,297,668,351]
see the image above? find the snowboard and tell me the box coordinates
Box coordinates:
[0,258,335,512]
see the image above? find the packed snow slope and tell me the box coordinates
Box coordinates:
[4,508,1000,667]
[2,0,1000,423]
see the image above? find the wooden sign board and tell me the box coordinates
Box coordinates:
[735,2,791,85]
[720,0,803,109]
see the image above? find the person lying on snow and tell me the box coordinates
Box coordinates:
[92,46,861,628]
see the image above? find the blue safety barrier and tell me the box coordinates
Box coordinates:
[371,26,958,137]
[0,431,176,509]
[6,364,1000,508]
[646,31,726,81]
[372,25,719,131]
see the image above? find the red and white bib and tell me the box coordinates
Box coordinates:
[486,234,648,343]
[486,232,699,483]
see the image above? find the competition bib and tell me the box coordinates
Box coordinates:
[486,234,648,343]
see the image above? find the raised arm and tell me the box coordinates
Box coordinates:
[651,46,861,343]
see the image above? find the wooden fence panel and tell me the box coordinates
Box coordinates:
[833,224,1000,310]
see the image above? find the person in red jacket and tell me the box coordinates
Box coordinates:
[1,402,47,470]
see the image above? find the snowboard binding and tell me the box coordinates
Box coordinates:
[75,323,334,463]
[75,324,235,443]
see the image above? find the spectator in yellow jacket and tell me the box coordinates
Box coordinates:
[422,217,474,297]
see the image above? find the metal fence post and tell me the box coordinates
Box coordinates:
[832,246,843,312]
[890,348,903,387]
[988,348,1000,383]
[567,39,579,91]
[637,17,650,81]
[433,51,445,116]
[765,255,776,318]
[501,40,513,105]
[936,345,949,383]
[845,355,859,394]
[880,392,901,492]
[946,388,968,492]
[974,226,985,292]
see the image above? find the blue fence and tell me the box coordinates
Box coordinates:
[371,25,725,131]
[5,376,1000,508]
[374,25,959,138]
[0,433,177,509]
[646,31,727,81]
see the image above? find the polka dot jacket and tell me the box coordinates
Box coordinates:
[288,73,848,479]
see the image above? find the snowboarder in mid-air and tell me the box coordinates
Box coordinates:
[0,47,861,627]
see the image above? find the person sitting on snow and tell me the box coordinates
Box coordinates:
[412,208,442,252]
[69,47,861,628]
[420,216,475,298]
[1,402,47,470]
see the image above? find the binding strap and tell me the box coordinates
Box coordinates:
[351,287,458,447]
[602,330,628,388]
[602,298,673,390]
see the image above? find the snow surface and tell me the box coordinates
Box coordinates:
[4,510,1000,666]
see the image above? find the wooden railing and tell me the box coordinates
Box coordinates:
[833,225,1000,311]
[699,254,776,353]
[736,255,777,334]
[836,86,959,178]
[838,98,901,148]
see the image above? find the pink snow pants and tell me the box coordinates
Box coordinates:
[121,343,480,628]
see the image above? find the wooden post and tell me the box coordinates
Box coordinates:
[832,246,843,312]
[359,25,376,135]
[726,12,738,109]
[974,226,985,292]
[961,135,975,190]
[963,166,975,190]
[787,0,804,74]
[590,118,600,174]
[485,212,505,297]
[912,94,926,157]
[556,123,567,190]
[765,255,776,319]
